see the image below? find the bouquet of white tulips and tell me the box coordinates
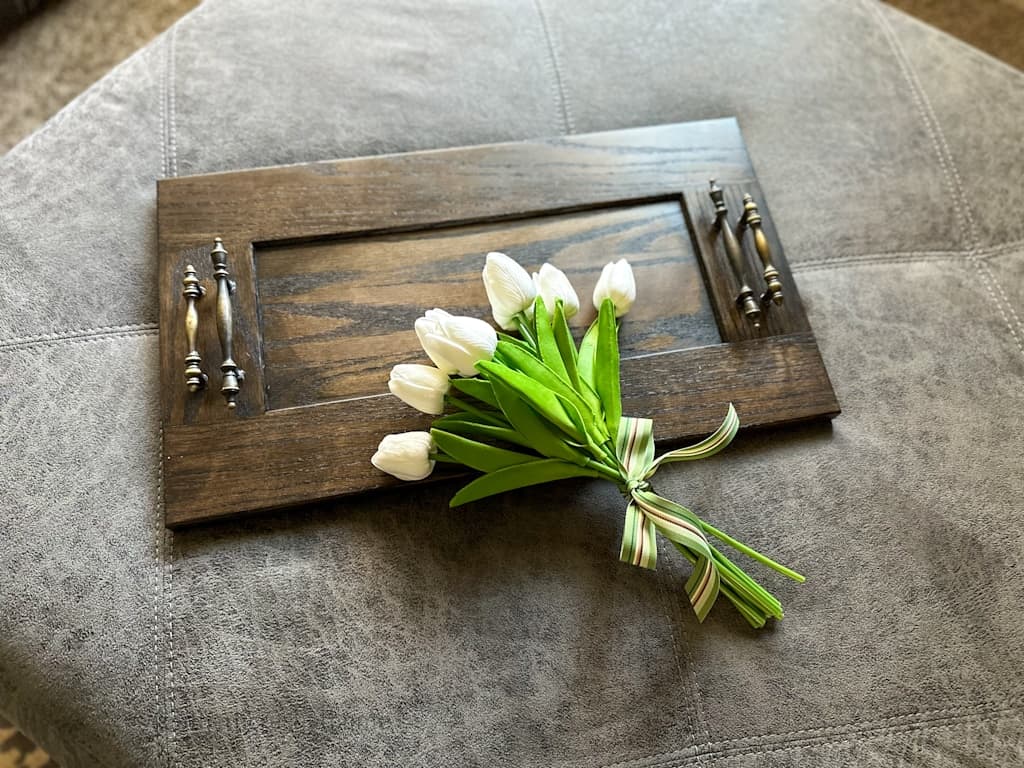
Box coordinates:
[372,252,803,627]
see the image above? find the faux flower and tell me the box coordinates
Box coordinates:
[482,251,537,330]
[414,308,497,377]
[388,364,450,415]
[532,263,579,318]
[372,252,804,629]
[371,431,435,481]
[592,259,636,317]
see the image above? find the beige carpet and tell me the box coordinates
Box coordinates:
[888,0,1024,71]
[0,0,1020,765]
[0,0,200,154]
[0,722,54,768]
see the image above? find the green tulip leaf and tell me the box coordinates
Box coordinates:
[496,332,540,357]
[493,342,601,434]
[595,298,622,436]
[449,377,500,409]
[449,459,602,507]
[533,296,569,383]
[486,376,588,465]
[553,391,609,452]
[444,394,508,428]
[430,429,539,473]
[552,300,581,390]
[477,359,584,442]
[578,320,600,391]
[431,415,535,451]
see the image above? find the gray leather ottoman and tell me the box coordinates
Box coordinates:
[1,1,1022,765]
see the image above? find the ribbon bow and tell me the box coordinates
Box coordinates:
[615,405,787,625]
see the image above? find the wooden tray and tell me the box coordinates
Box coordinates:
[158,118,839,527]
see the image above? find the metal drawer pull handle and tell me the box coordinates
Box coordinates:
[737,193,784,306]
[182,264,208,392]
[211,238,245,408]
[709,179,761,328]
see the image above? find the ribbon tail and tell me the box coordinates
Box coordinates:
[619,500,658,570]
[632,489,721,621]
[684,554,720,623]
[645,403,739,477]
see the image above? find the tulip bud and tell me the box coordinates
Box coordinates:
[592,259,636,318]
[388,363,450,415]
[371,431,435,481]
[414,308,498,377]
[532,263,580,319]
[482,251,537,330]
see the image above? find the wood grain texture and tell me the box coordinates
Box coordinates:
[257,201,719,410]
[157,118,840,527]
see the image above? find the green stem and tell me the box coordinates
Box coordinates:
[444,395,507,428]
[718,580,770,628]
[584,458,623,483]
[601,439,626,474]
[710,548,782,619]
[700,521,806,583]
[514,311,538,350]
[673,541,774,628]
[432,453,463,464]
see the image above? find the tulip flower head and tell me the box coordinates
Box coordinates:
[371,431,436,481]
[414,308,497,377]
[482,251,537,330]
[532,263,580,319]
[388,363,450,415]
[592,259,636,318]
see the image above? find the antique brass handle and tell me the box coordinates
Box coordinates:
[737,193,784,306]
[181,264,208,392]
[709,179,761,328]
[210,238,245,408]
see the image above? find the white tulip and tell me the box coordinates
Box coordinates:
[414,308,497,377]
[532,262,579,319]
[482,251,537,330]
[592,259,636,318]
[388,363,450,415]
[371,431,436,481]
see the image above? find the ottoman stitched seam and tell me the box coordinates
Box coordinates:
[654,564,709,748]
[0,247,1012,354]
[154,427,168,768]
[164,525,177,768]
[793,253,964,273]
[168,25,179,179]
[601,696,1022,768]
[160,33,167,180]
[532,0,575,135]
[861,2,970,246]
[651,701,1023,768]
[0,327,157,355]
[162,20,180,768]
[0,246,1014,354]
[865,0,1024,359]
[975,237,1024,261]
[0,322,158,352]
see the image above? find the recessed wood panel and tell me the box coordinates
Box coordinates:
[256,201,720,410]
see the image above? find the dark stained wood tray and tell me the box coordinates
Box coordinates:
[157,118,839,527]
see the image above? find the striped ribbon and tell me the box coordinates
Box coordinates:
[615,405,740,622]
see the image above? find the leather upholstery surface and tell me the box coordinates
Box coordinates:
[0,1,1022,765]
